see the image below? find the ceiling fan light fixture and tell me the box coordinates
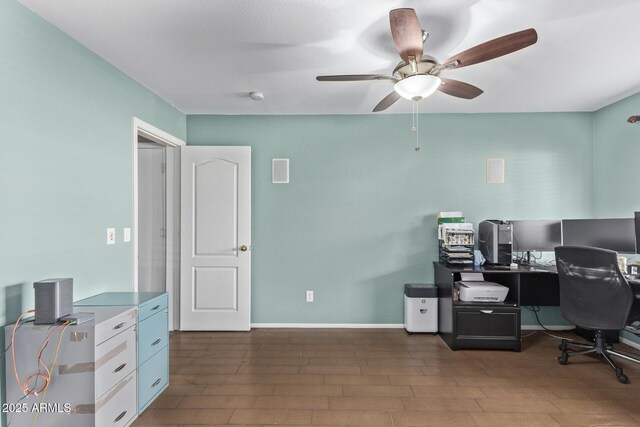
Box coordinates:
[394,74,441,101]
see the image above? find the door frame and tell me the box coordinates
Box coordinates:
[132,117,185,330]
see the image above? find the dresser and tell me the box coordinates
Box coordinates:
[75,292,169,413]
[4,306,138,427]
[74,292,169,414]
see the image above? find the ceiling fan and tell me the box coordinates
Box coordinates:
[316,8,538,112]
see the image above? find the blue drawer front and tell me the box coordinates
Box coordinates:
[139,294,168,322]
[139,310,169,364]
[138,347,168,412]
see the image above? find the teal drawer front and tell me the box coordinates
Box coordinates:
[139,294,168,322]
[139,310,168,364]
[138,348,168,412]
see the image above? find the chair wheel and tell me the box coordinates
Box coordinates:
[614,367,628,384]
[558,353,569,365]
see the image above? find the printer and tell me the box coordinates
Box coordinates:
[478,220,513,265]
[456,281,509,302]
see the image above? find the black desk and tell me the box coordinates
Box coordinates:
[434,262,640,351]
[434,262,560,352]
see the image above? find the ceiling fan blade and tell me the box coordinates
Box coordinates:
[316,74,396,82]
[389,8,423,62]
[438,78,484,99]
[373,91,401,112]
[444,28,538,69]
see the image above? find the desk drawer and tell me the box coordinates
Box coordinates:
[139,294,168,322]
[95,307,137,345]
[455,307,520,340]
[95,326,136,398]
[96,372,136,427]
[139,309,168,364]
[139,347,168,410]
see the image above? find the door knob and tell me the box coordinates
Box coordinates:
[240,245,248,252]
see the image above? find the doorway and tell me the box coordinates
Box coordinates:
[137,138,166,293]
[132,118,185,330]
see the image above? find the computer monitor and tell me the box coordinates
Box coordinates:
[511,220,562,252]
[635,212,640,254]
[562,218,636,253]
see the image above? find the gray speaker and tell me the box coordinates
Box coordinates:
[272,158,289,184]
[33,278,73,324]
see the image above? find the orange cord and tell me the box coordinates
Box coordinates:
[11,310,35,394]
[11,310,71,395]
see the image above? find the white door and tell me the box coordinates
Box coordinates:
[180,146,251,330]
[138,143,166,293]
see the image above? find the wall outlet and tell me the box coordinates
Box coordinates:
[106,228,116,245]
[123,227,131,243]
[306,290,314,302]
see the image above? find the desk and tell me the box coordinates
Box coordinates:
[434,262,560,352]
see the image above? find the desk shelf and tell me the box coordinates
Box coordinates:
[435,262,522,351]
[434,262,562,351]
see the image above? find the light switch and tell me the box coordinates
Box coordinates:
[123,228,131,243]
[106,228,116,245]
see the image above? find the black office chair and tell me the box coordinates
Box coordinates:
[555,246,640,383]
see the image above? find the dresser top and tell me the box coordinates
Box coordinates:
[75,291,166,307]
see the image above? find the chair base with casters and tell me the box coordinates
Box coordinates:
[558,330,640,384]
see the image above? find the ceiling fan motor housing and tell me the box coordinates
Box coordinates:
[393,55,440,80]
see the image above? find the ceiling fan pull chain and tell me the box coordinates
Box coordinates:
[414,100,420,151]
[411,101,417,132]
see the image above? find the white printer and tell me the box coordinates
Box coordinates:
[456,281,509,302]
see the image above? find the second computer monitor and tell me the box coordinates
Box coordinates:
[511,220,562,252]
[562,218,636,253]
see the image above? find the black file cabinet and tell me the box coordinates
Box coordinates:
[434,262,522,351]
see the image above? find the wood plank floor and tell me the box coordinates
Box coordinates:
[133,329,640,426]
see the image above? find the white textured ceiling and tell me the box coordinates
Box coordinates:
[18,0,640,114]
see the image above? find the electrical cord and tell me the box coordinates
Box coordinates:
[11,311,69,396]
[7,313,73,427]
[29,322,70,393]
[2,318,34,356]
[524,305,576,341]
[11,310,37,394]
[30,321,72,427]
[527,305,552,332]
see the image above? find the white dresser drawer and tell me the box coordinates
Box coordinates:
[95,307,137,345]
[95,326,136,398]
[96,372,137,427]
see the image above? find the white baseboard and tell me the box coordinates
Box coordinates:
[251,323,404,329]
[521,325,576,331]
[252,323,575,331]
[620,336,640,351]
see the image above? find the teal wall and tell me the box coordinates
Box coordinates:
[0,1,185,331]
[593,92,640,343]
[0,2,185,418]
[593,92,640,218]
[188,113,593,325]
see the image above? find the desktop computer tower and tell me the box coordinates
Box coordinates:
[478,220,513,265]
